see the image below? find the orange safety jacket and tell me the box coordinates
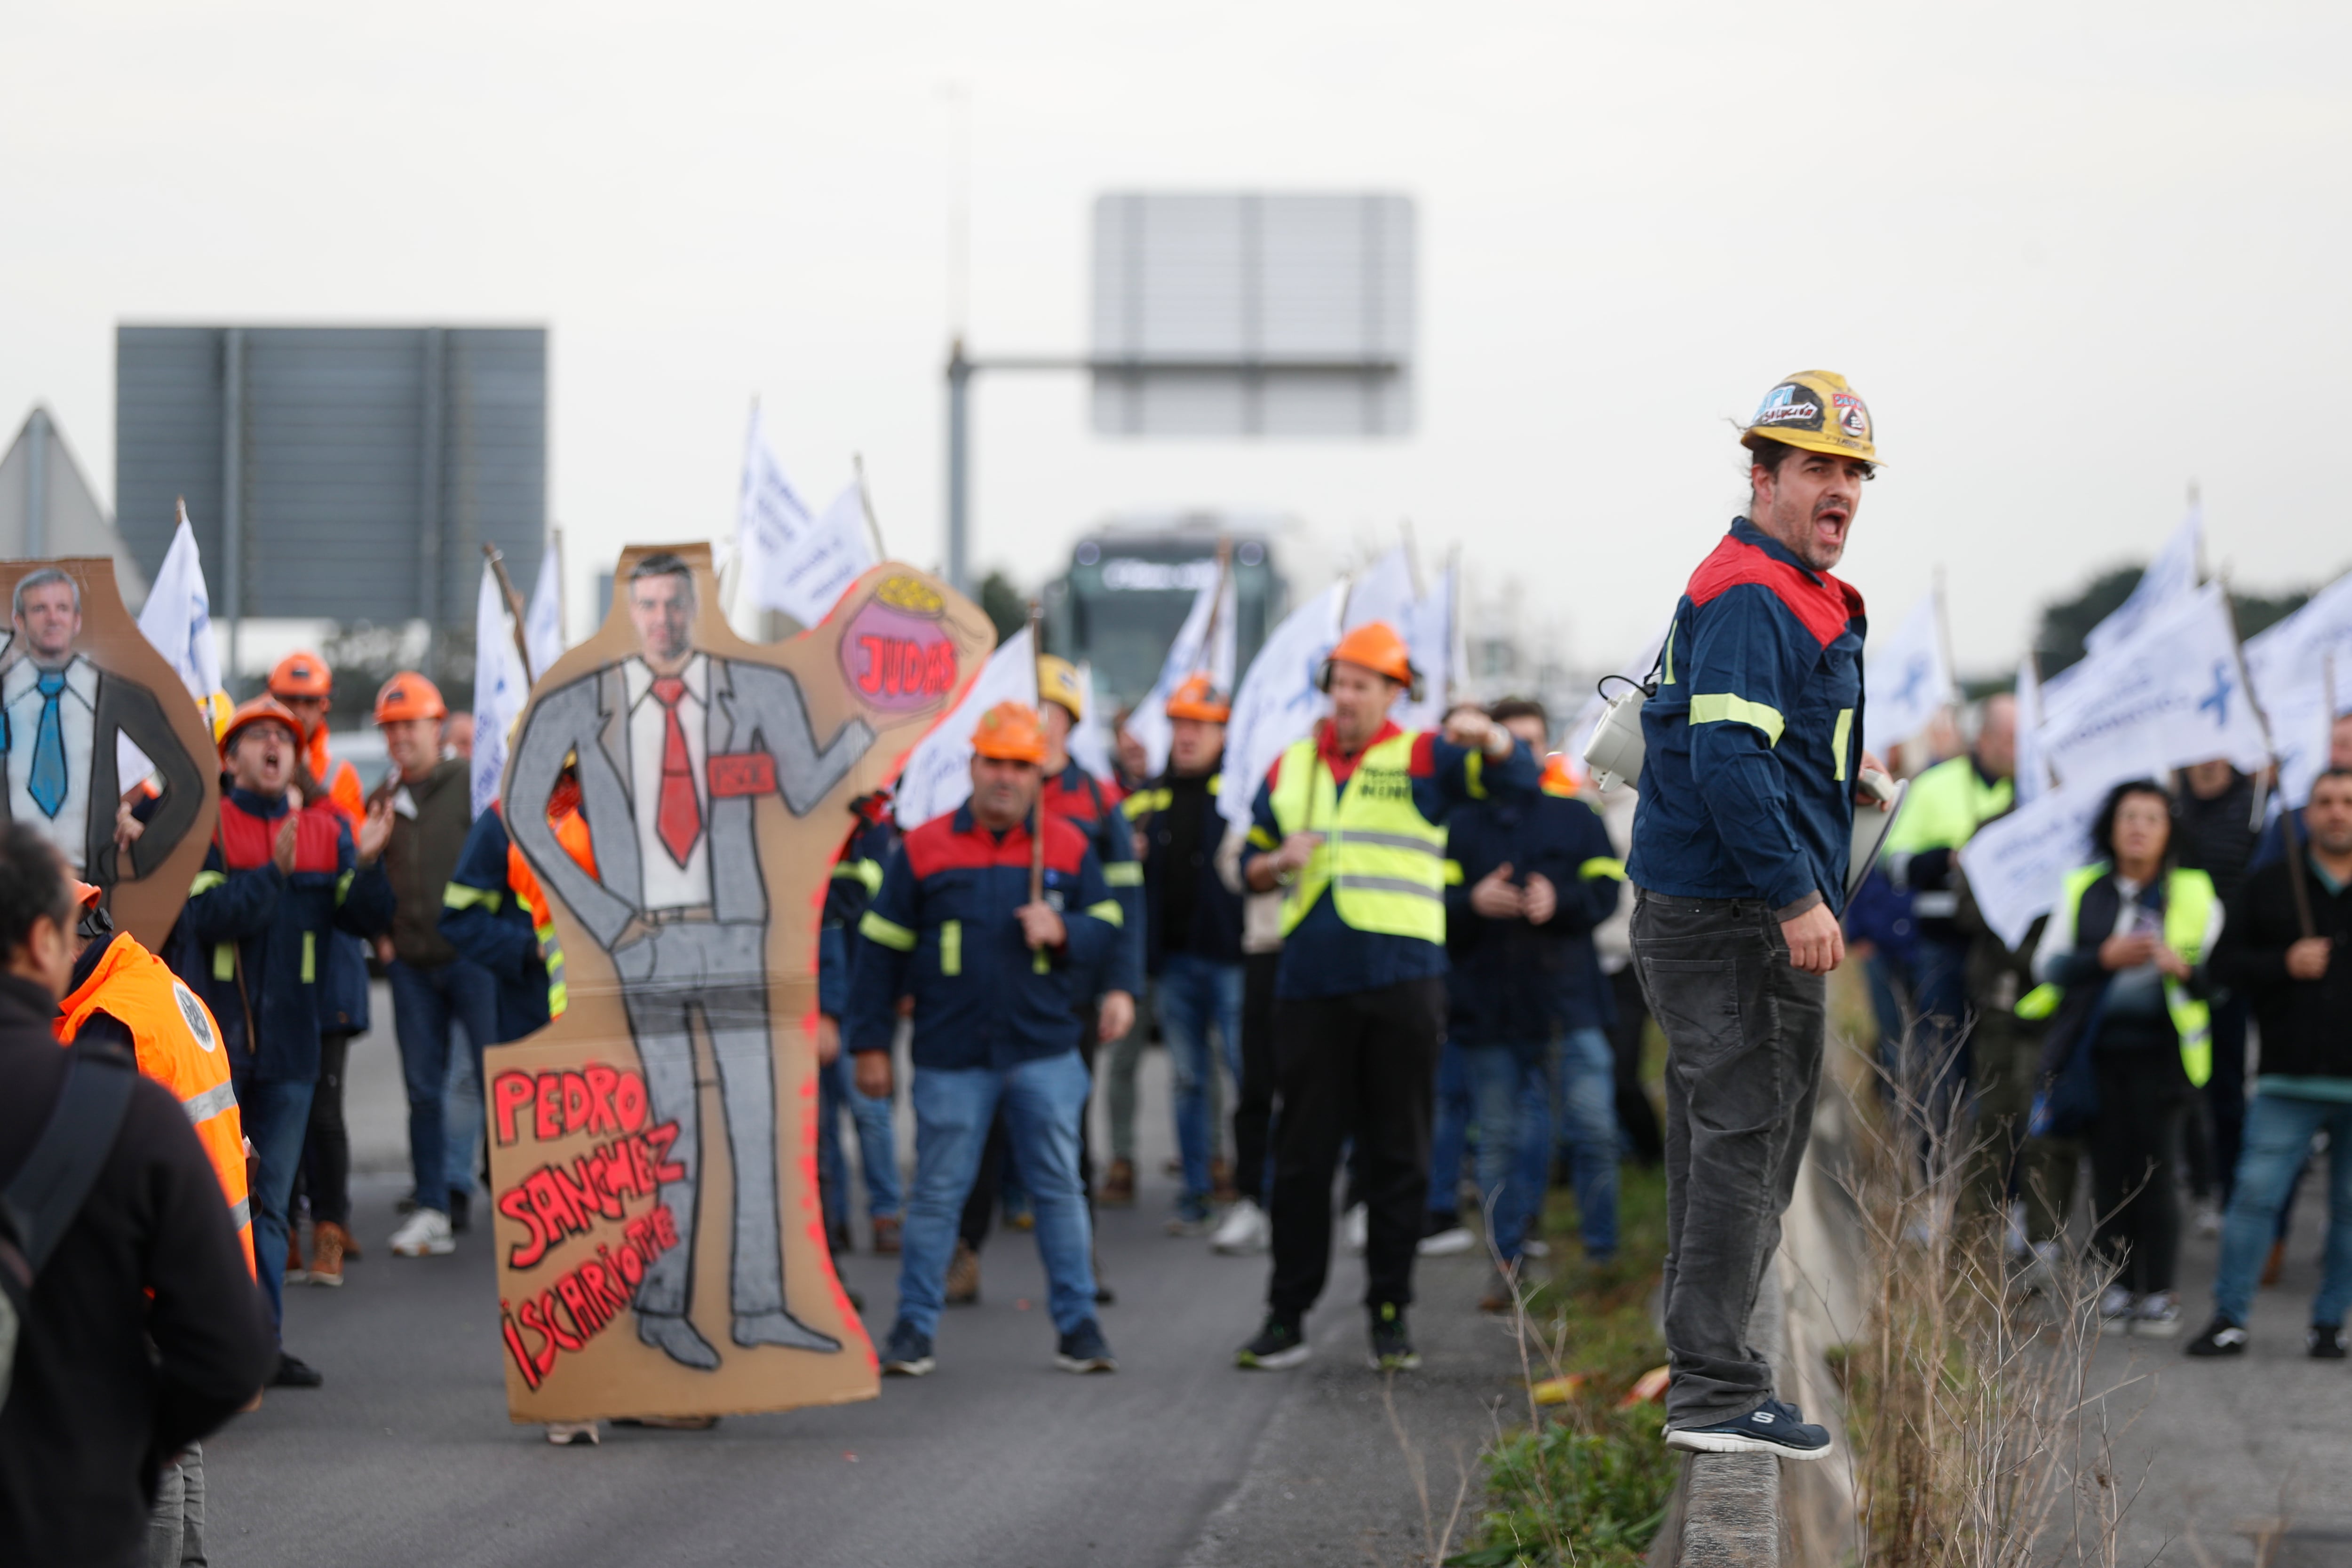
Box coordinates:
[506,784,596,1020]
[56,932,255,1275]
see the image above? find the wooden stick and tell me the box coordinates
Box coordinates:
[2219,577,2314,939]
[1028,601,1048,912]
[483,544,535,685]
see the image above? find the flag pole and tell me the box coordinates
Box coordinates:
[853,452,889,562]
[482,545,536,685]
[1028,600,1048,916]
[1199,537,1232,679]
[2220,574,2314,939]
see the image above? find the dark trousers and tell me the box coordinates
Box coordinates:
[1605,965,1664,1165]
[296,1030,355,1227]
[2185,992,2250,1204]
[1266,976,1444,1321]
[2089,1042,2194,1295]
[1631,891,1824,1428]
[1234,950,1281,1205]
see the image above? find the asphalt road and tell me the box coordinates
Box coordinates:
[202,995,1527,1568]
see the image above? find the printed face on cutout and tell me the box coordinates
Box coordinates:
[16,578,82,664]
[628,570,697,670]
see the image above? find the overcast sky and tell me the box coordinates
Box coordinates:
[4,1,2347,674]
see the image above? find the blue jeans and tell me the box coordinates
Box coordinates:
[819,1051,903,1231]
[2213,1092,2352,1326]
[1427,1039,1474,1219]
[895,1051,1096,1338]
[387,958,500,1216]
[1460,1042,1549,1261]
[1549,1025,1621,1259]
[1160,953,1244,1204]
[444,1013,482,1198]
[231,1069,314,1337]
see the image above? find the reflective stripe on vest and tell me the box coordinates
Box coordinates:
[1266,733,1446,943]
[2016,863,2216,1087]
[55,934,255,1275]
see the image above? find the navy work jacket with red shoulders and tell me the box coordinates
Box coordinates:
[1629,517,1867,916]
[848,802,1122,1072]
[1041,762,1144,998]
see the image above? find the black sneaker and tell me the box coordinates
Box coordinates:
[1368,1303,1419,1372]
[880,1320,935,1377]
[1055,1319,1117,1373]
[270,1351,325,1389]
[2309,1323,2348,1360]
[449,1190,472,1233]
[1664,1398,1832,1460]
[1235,1314,1311,1370]
[2184,1315,2249,1358]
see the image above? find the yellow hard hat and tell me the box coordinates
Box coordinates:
[1036,655,1084,721]
[1740,370,1880,467]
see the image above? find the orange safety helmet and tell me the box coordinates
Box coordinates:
[1319,621,1422,701]
[373,672,448,726]
[268,652,333,701]
[970,700,1048,764]
[1164,673,1232,724]
[219,696,303,756]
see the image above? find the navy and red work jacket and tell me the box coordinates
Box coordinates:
[818,796,898,1021]
[1445,781,1624,1042]
[1240,719,1539,1002]
[1041,763,1143,998]
[1629,517,1868,917]
[437,804,548,1045]
[171,785,393,1085]
[848,803,1122,1072]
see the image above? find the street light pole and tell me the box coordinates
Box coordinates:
[946,339,973,596]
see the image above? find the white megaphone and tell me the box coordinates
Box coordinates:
[1581,681,1652,795]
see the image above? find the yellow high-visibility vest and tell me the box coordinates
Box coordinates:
[1266,732,1448,943]
[2016,863,2216,1087]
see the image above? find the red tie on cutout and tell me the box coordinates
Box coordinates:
[650,676,701,866]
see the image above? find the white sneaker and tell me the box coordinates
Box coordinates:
[2133,1291,2183,1338]
[390,1208,455,1257]
[1210,1198,1271,1255]
[1520,1238,1551,1259]
[545,1421,601,1445]
[2097,1285,2137,1333]
[1417,1224,1476,1258]
[1344,1204,1368,1256]
[2192,1202,2223,1239]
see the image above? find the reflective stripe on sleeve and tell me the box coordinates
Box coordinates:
[1579,856,1628,882]
[1102,862,1144,887]
[443,882,504,912]
[1085,899,1125,927]
[190,870,227,896]
[1443,859,1465,886]
[183,1081,238,1123]
[1247,825,1278,851]
[859,911,918,951]
[1688,693,1786,745]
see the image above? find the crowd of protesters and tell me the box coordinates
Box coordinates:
[10,361,2352,1557]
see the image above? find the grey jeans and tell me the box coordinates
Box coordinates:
[614,920,784,1319]
[1631,889,1824,1427]
[149,1443,205,1568]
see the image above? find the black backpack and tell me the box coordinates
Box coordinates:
[0,1050,135,1410]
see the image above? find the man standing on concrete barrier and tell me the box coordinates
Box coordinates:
[1629,370,1889,1460]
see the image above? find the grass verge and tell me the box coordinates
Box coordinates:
[1448,1163,1678,1568]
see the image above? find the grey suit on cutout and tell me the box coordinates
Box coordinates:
[508,657,875,1368]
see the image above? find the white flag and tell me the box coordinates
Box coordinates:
[1958,783,2104,950]
[2243,567,2352,805]
[1126,570,1240,776]
[893,628,1038,830]
[2013,653,2050,806]
[470,563,531,820]
[1863,589,1955,757]
[524,541,565,681]
[124,507,222,786]
[1067,660,1116,782]
[2039,583,2269,792]
[135,509,222,704]
[2082,505,2202,660]
[1395,565,1455,733]
[735,408,876,628]
[1220,581,1348,829]
[1344,547,1416,637]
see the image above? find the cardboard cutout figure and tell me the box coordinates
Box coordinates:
[0,558,216,946]
[488,548,990,1422]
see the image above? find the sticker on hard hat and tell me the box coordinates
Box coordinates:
[1833,393,1870,440]
[1752,385,1823,430]
[173,981,218,1053]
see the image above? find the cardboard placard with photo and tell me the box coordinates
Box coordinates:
[487,546,991,1423]
[0,557,220,947]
